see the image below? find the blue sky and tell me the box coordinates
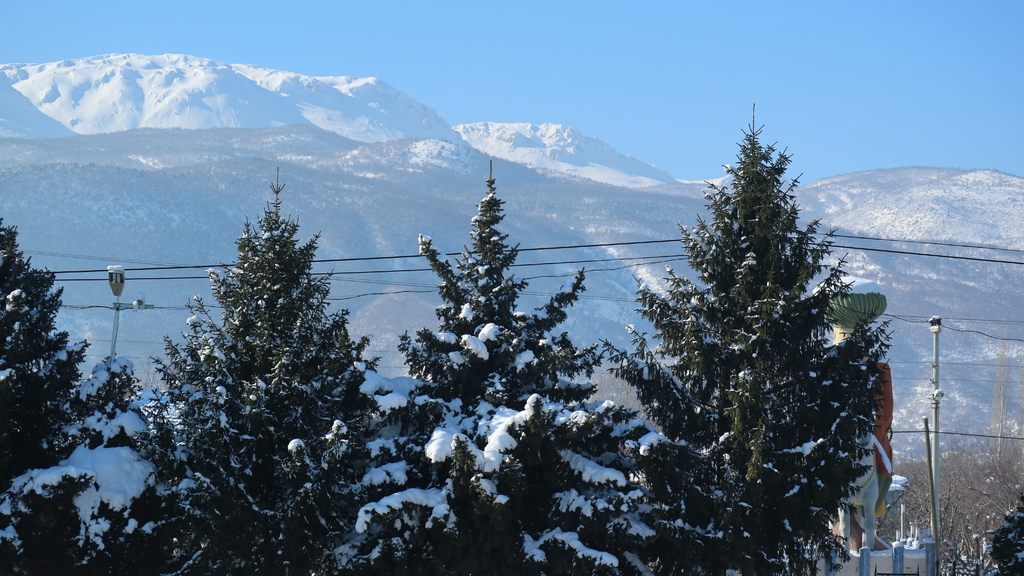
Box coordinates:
[6,1,1022,182]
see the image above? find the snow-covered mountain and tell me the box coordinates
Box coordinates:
[0,54,672,188]
[801,168,1024,246]
[454,122,678,189]
[0,76,73,138]
[1,54,1023,460]
[0,53,455,142]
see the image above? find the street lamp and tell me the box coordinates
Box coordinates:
[106,265,154,361]
[929,316,943,553]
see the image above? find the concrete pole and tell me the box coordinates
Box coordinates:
[893,542,905,573]
[925,418,940,576]
[929,316,943,565]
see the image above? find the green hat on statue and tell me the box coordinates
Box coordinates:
[827,277,887,343]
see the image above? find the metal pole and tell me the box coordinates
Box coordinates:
[925,417,939,576]
[900,498,905,543]
[110,294,121,360]
[107,266,126,362]
[929,316,943,566]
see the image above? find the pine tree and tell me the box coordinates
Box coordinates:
[0,219,85,486]
[611,124,887,575]
[991,493,1024,575]
[353,171,650,576]
[60,359,173,575]
[0,221,166,574]
[155,180,376,574]
[0,219,89,572]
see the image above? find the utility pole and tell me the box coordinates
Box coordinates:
[929,316,944,569]
[107,265,154,361]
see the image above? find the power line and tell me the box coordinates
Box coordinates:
[44,234,1024,332]
[51,238,1024,285]
[44,232,1024,277]
[888,314,1024,326]
[942,325,1024,344]
[51,253,689,284]
[886,314,1024,344]
[888,361,1018,367]
[831,244,1024,266]
[892,430,1024,442]
[890,377,1019,384]
[57,278,1024,338]
[23,249,188,267]
[307,258,676,303]
[63,304,189,311]
[831,233,1024,256]
[330,288,435,302]
[46,238,684,276]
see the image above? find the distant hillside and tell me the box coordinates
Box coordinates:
[0,54,677,189]
[2,54,1023,461]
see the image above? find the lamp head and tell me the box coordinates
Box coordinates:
[107,266,125,298]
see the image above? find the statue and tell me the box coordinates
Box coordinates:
[827,278,894,552]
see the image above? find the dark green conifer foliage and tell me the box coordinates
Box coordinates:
[0,219,89,572]
[65,360,173,575]
[401,171,599,409]
[156,180,375,575]
[0,220,85,483]
[355,172,648,576]
[612,125,887,575]
[0,224,164,574]
[992,494,1024,575]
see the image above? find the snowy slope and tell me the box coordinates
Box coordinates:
[2,123,1022,463]
[0,75,74,137]
[0,126,705,374]
[793,168,1024,444]
[0,54,681,188]
[0,54,457,143]
[455,122,678,189]
[1,53,1023,459]
[800,167,1024,248]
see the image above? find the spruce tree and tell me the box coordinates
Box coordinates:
[612,125,887,575]
[991,494,1024,575]
[155,180,376,574]
[0,219,87,571]
[353,172,650,576]
[0,222,165,574]
[78,361,172,576]
[0,219,85,487]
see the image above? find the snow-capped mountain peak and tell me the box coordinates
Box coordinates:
[1,54,682,188]
[0,53,457,143]
[454,122,678,189]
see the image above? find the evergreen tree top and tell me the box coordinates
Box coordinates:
[155,178,375,575]
[613,122,889,575]
[403,169,598,410]
[693,123,826,302]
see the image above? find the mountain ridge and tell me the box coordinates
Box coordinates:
[0,54,679,189]
[2,128,1020,402]
[1,55,1022,458]
[1,53,457,142]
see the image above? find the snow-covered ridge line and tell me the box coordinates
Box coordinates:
[0,54,680,188]
[454,122,679,189]
[0,53,456,143]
